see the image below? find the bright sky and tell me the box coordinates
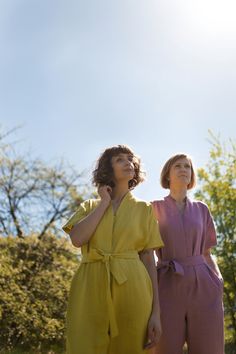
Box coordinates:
[0,0,235,200]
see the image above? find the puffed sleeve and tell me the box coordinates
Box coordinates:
[62,200,91,234]
[204,205,217,250]
[144,205,164,250]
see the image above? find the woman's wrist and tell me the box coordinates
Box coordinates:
[99,199,110,210]
[151,303,161,316]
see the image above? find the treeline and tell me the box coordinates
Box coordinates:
[0,128,91,239]
[0,129,235,353]
[194,132,236,351]
[0,128,92,353]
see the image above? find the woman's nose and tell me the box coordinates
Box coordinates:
[179,166,186,173]
[126,160,133,168]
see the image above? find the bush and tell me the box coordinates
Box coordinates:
[0,234,79,352]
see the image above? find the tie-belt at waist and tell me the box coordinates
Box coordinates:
[156,255,206,276]
[81,248,139,338]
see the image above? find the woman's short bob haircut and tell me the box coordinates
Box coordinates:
[92,145,145,190]
[160,153,196,190]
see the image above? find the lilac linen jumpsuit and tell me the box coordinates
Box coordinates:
[152,195,224,354]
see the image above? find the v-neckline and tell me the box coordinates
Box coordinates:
[111,191,131,216]
[165,194,188,215]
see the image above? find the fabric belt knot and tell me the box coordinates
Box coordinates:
[81,248,139,338]
[157,255,205,276]
[102,253,111,263]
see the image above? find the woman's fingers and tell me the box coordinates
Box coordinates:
[144,317,162,350]
[98,185,112,200]
[144,325,156,349]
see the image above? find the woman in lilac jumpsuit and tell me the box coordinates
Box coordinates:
[152,153,224,354]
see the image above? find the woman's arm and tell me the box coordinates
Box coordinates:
[70,186,111,248]
[139,249,162,349]
[204,248,223,280]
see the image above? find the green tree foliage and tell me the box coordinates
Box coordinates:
[0,127,92,352]
[0,234,79,353]
[194,132,236,348]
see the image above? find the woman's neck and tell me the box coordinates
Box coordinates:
[111,183,129,201]
[169,188,187,203]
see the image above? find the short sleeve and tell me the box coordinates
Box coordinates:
[204,206,217,250]
[144,205,164,250]
[62,200,91,234]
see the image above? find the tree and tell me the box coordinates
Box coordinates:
[194,132,236,348]
[0,128,93,239]
[0,127,92,353]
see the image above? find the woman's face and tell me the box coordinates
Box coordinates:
[169,157,192,188]
[111,153,135,184]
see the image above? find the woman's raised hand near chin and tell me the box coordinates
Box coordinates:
[98,185,112,205]
[69,185,112,248]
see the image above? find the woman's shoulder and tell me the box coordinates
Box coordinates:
[189,198,208,208]
[151,197,166,204]
[131,194,150,206]
[188,198,210,213]
[130,194,154,211]
[151,197,166,208]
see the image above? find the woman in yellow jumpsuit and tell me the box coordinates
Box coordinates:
[62,145,163,354]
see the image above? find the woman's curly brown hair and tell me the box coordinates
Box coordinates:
[92,145,145,190]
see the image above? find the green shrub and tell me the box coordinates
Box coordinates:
[0,234,79,352]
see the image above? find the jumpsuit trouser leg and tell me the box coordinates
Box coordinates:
[155,260,224,354]
[186,266,225,354]
[155,271,187,354]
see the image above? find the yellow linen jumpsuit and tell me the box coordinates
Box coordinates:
[62,192,163,354]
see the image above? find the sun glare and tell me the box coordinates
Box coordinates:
[185,0,236,38]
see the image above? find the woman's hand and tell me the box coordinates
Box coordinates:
[204,248,223,280]
[144,312,162,350]
[68,185,112,248]
[98,185,112,205]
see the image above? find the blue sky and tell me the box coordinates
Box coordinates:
[0,0,235,200]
